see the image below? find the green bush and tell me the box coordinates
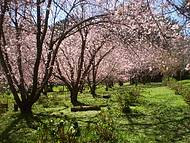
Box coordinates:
[162,77,184,95]
[172,85,190,106]
[36,112,118,143]
[128,86,141,105]
[162,77,177,88]
[117,86,141,114]
[173,84,183,95]
[37,118,79,143]
[180,87,190,105]
[162,77,190,106]
[94,111,117,142]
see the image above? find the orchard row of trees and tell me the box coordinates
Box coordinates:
[0,0,189,115]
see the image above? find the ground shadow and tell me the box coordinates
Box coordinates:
[0,114,23,143]
[0,113,43,143]
[119,100,190,142]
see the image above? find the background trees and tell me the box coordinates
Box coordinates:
[106,0,188,84]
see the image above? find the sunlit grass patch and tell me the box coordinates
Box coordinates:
[1,81,190,142]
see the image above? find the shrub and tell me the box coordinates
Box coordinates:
[162,77,190,106]
[118,86,141,114]
[181,87,190,106]
[128,86,141,104]
[94,111,117,142]
[37,112,118,143]
[162,77,177,88]
[173,84,183,95]
[162,77,185,95]
[37,118,80,143]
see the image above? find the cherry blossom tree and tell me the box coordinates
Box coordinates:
[87,38,117,96]
[0,0,112,115]
[54,23,116,105]
[86,49,115,97]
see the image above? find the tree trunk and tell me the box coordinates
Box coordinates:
[79,84,84,93]
[49,83,54,92]
[91,83,97,98]
[105,84,109,91]
[18,101,39,129]
[118,80,123,86]
[43,84,48,95]
[70,89,79,106]
[70,89,86,106]
[19,101,33,116]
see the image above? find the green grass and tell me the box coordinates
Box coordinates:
[1,82,190,142]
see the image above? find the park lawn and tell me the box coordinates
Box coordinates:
[0,81,190,142]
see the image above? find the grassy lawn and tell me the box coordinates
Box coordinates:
[1,81,190,142]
